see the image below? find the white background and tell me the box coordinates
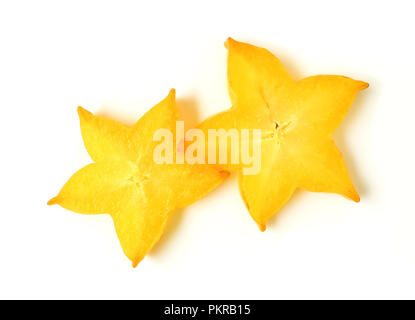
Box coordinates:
[1,0,414,299]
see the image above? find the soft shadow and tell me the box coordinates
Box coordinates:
[150,93,228,257]
[150,170,233,258]
[333,83,375,197]
[266,189,308,229]
[269,48,303,80]
[150,207,186,257]
[176,95,201,130]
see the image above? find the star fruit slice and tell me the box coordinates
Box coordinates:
[48,90,228,266]
[199,38,368,231]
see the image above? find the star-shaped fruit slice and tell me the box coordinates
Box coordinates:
[48,90,227,266]
[199,38,368,231]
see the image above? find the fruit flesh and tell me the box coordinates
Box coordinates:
[200,38,367,230]
[49,90,227,266]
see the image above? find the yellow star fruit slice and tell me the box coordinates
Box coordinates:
[200,38,368,231]
[48,90,227,266]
